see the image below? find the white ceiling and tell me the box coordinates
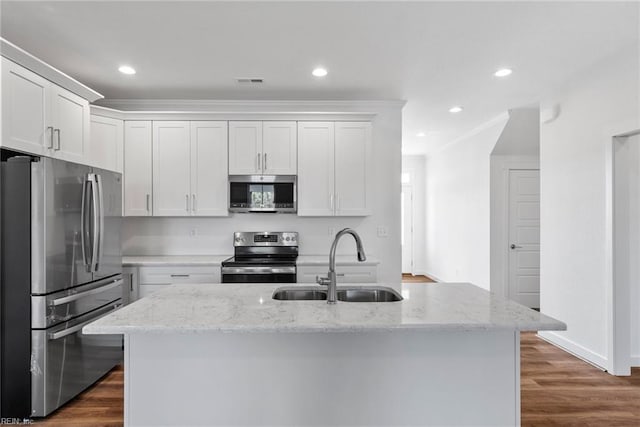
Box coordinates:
[1,1,638,155]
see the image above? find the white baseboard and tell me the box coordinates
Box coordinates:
[419,271,443,282]
[537,331,607,370]
[631,356,640,367]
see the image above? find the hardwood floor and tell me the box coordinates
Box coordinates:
[32,279,640,426]
[401,273,435,283]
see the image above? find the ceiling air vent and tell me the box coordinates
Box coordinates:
[236,78,264,84]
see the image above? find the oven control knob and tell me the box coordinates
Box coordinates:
[285,236,290,241]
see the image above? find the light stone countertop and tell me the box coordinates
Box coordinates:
[84,282,565,335]
[122,255,379,267]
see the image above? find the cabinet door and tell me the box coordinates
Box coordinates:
[335,122,372,216]
[89,115,123,172]
[153,121,191,216]
[1,57,51,155]
[228,121,262,174]
[51,85,89,163]
[297,122,335,216]
[262,121,297,175]
[124,121,153,216]
[123,267,139,304]
[190,121,228,216]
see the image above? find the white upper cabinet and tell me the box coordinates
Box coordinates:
[153,121,191,217]
[190,121,228,216]
[298,121,372,217]
[124,121,153,216]
[229,121,297,175]
[50,85,89,163]
[334,122,372,216]
[228,121,262,174]
[1,58,90,163]
[1,57,51,155]
[262,121,297,175]
[297,122,335,216]
[89,115,123,173]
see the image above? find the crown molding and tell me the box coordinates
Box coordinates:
[1,38,103,102]
[95,98,406,113]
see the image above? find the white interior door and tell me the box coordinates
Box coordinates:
[508,169,540,308]
[402,184,414,274]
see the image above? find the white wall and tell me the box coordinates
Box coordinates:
[122,106,403,285]
[401,155,426,274]
[538,46,640,368]
[425,114,509,289]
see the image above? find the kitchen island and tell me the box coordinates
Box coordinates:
[84,282,564,427]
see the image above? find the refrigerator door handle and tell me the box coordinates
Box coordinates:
[47,301,122,340]
[96,174,105,271]
[80,177,91,269]
[87,174,99,272]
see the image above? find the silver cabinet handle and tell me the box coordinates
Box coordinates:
[54,128,61,150]
[146,194,150,213]
[257,152,261,172]
[510,244,523,249]
[192,194,196,212]
[47,126,54,149]
[330,193,334,211]
[129,273,134,292]
[264,153,267,170]
[186,194,190,212]
[170,274,190,278]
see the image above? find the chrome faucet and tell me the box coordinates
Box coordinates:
[317,228,367,304]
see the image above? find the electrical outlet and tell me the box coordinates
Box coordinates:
[377,226,388,237]
[328,227,335,236]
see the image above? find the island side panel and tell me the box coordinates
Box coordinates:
[125,330,519,427]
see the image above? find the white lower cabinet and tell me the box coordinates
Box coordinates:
[297,265,378,284]
[136,266,221,299]
[123,267,139,305]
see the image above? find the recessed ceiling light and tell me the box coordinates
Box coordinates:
[494,68,513,77]
[449,106,463,113]
[118,65,136,75]
[416,132,426,137]
[312,67,328,77]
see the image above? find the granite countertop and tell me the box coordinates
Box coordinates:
[84,282,565,335]
[122,255,379,267]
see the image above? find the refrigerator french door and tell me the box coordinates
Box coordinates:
[0,151,123,418]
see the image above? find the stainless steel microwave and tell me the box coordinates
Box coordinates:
[229,175,297,213]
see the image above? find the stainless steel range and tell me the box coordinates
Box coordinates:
[221,232,298,283]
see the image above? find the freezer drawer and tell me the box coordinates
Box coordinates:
[31,275,123,329]
[30,301,123,417]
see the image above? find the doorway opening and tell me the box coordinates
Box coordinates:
[401,173,414,274]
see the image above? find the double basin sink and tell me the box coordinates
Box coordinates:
[272,286,403,303]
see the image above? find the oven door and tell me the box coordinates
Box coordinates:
[221,266,297,283]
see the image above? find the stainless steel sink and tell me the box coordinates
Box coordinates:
[272,287,327,301]
[337,287,403,302]
[272,286,402,302]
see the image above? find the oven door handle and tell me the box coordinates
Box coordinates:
[221,266,296,275]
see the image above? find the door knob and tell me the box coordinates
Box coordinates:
[510,244,523,249]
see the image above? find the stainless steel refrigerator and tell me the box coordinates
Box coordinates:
[0,150,123,418]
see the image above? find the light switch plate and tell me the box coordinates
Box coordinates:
[377,226,388,237]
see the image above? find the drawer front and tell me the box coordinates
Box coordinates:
[297,265,377,284]
[138,266,220,285]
